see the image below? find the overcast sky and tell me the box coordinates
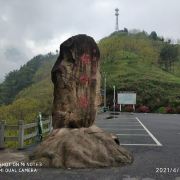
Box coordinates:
[0,0,180,82]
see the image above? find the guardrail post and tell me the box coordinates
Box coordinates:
[18,120,24,149]
[0,120,5,149]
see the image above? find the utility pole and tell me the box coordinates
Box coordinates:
[115,8,119,31]
[104,73,107,111]
[103,72,107,112]
[113,85,116,114]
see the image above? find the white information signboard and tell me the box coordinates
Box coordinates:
[117,92,136,111]
[118,92,136,105]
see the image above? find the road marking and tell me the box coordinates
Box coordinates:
[98,116,163,147]
[135,117,162,146]
[96,123,139,126]
[101,125,141,127]
[104,128,145,130]
[118,122,139,123]
[121,143,159,146]
[99,121,138,123]
[119,125,141,126]
[102,122,139,124]
[119,120,136,121]
[117,122,139,125]
[118,118,137,119]
[116,134,149,136]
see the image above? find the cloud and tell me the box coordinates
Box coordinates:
[0,0,180,82]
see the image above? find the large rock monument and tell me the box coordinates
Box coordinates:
[29,34,133,168]
[51,34,101,129]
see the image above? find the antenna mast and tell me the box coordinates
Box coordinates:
[115,8,119,31]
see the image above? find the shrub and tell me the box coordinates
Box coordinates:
[109,104,120,111]
[137,105,150,113]
[157,106,175,114]
[124,105,134,112]
[156,107,166,113]
[165,106,174,113]
[175,106,180,114]
[115,104,120,111]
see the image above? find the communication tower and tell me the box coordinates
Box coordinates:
[115,8,119,31]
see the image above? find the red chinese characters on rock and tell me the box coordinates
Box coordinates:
[79,74,89,85]
[79,96,89,109]
[80,54,91,64]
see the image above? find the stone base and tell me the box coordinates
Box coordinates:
[29,125,133,168]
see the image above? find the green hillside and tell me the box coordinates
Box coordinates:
[0,53,57,123]
[99,31,180,112]
[0,31,180,123]
[0,53,57,105]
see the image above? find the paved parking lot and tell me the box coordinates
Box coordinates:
[1,112,180,180]
[95,112,180,180]
[96,114,162,147]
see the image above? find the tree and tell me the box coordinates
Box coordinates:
[159,44,178,71]
[149,31,158,40]
[123,28,128,33]
[167,39,171,44]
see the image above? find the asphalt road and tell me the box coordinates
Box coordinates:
[0,113,180,180]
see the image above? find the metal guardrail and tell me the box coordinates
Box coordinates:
[0,116,52,149]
